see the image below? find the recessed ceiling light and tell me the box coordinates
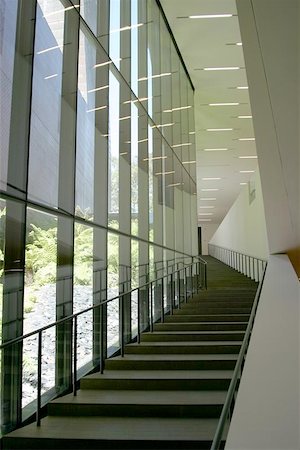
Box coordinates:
[206,128,233,132]
[202,177,221,181]
[239,156,257,159]
[238,137,255,141]
[240,170,255,173]
[201,67,240,71]
[209,102,240,106]
[203,148,228,152]
[237,115,252,119]
[201,188,219,192]
[189,14,233,19]
[200,198,217,201]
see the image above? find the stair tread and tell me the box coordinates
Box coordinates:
[109,354,238,361]
[4,416,226,442]
[142,331,244,335]
[127,341,242,346]
[84,369,234,380]
[51,389,228,406]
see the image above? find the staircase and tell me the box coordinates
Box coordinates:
[2,257,258,449]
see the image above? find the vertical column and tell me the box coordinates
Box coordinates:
[1,0,36,433]
[55,5,80,393]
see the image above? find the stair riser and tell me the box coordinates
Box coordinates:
[153,323,247,331]
[104,360,237,370]
[48,403,224,418]
[80,379,231,391]
[173,308,251,314]
[125,345,241,354]
[2,437,225,449]
[140,334,244,342]
[165,315,249,322]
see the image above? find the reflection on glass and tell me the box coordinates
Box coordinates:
[108,72,120,228]
[0,200,5,344]
[76,31,96,220]
[131,103,138,236]
[28,0,65,207]
[109,0,120,69]
[0,1,18,191]
[23,208,57,407]
[131,239,139,336]
[107,232,119,351]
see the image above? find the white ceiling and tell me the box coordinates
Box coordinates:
[160,0,258,225]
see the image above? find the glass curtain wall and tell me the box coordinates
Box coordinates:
[0,0,197,434]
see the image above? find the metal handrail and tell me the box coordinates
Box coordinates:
[210,263,267,450]
[208,243,267,282]
[0,258,207,429]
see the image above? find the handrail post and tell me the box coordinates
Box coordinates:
[161,279,164,323]
[170,273,174,315]
[37,330,42,426]
[150,282,154,332]
[73,316,77,396]
[100,303,104,374]
[177,270,181,309]
[120,293,125,357]
[184,267,188,303]
[137,288,141,343]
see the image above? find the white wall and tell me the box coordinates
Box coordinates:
[225,255,300,450]
[200,223,219,255]
[237,0,299,272]
[209,170,269,260]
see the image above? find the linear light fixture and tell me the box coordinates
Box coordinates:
[200,198,217,201]
[198,213,214,216]
[240,170,255,173]
[203,67,240,71]
[202,177,221,181]
[206,128,233,132]
[209,102,240,106]
[189,14,233,19]
[239,156,257,159]
[94,59,121,68]
[87,105,107,113]
[44,73,58,80]
[238,137,255,141]
[240,182,247,185]
[38,45,62,54]
[88,85,109,93]
[237,86,248,89]
[119,115,131,121]
[143,156,167,161]
[119,152,128,156]
[139,72,171,81]
[199,206,215,209]
[167,182,184,187]
[203,148,228,152]
[43,4,79,18]
[237,115,252,119]
[189,131,196,135]
[164,106,192,112]
[227,42,242,46]
[198,218,212,222]
[182,160,196,164]
[155,171,175,175]
[110,23,144,33]
[172,142,192,148]
[151,123,175,129]
[201,188,219,192]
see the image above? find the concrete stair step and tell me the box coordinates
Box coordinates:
[80,369,234,390]
[125,341,242,354]
[48,389,228,418]
[2,416,227,449]
[165,314,250,322]
[173,306,252,314]
[105,354,238,370]
[140,331,244,342]
[153,322,248,331]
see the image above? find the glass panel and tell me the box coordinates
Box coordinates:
[109,0,120,69]
[131,103,139,236]
[107,232,119,353]
[131,239,139,337]
[108,71,120,229]
[0,1,18,191]
[0,200,5,343]
[73,222,93,370]
[23,208,57,408]
[28,0,65,208]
